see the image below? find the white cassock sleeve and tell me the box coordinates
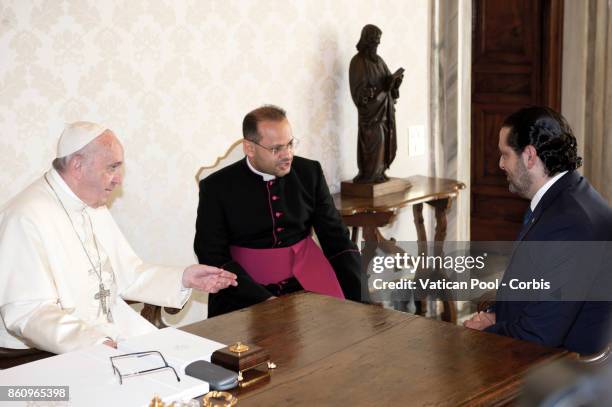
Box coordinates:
[95,208,191,308]
[2,302,119,354]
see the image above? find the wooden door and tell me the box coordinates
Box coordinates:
[471,0,563,240]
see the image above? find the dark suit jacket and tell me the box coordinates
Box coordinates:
[485,171,612,354]
[194,156,363,317]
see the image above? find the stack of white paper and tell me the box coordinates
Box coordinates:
[0,328,225,407]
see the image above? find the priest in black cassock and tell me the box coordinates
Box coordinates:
[194,105,364,317]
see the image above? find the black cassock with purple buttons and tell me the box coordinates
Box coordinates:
[194,156,363,317]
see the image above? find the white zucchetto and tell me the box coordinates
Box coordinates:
[57,121,107,158]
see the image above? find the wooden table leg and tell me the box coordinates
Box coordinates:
[427,198,457,324]
[412,203,427,242]
[412,203,428,317]
[346,211,406,309]
[351,226,359,244]
[428,198,451,243]
[360,226,379,279]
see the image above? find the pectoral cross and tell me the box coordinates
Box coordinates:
[95,283,112,322]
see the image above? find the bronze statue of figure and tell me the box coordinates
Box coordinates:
[349,24,403,184]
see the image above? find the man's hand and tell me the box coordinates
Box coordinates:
[182,264,238,293]
[463,311,496,331]
[103,338,117,348]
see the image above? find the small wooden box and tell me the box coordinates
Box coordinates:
[211,343,269,373]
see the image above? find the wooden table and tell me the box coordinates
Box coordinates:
[333,175,466,321]
[182,292,568,406]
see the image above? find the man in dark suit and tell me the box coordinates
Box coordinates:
[464,106,612,355]
[194,105,363,317]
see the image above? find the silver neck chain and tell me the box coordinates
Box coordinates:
[43,174,104,283]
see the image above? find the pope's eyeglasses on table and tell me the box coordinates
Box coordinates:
[110,350,180,385]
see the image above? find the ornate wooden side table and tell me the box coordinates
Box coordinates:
[333,175,466,322]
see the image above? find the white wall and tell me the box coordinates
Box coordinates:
[0,0,430,322]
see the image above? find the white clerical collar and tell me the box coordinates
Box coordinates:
[246,157,276,181]
[530,170,568,211]
[47,168,88,211]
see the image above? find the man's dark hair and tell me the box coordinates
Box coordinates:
[52,157,70,173]
[502,106,582,175]
[242,105,287,142]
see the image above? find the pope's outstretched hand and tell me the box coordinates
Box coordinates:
[182,265,238,293]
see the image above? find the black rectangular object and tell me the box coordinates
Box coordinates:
[184,360,238,391]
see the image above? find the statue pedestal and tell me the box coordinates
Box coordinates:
[341,177,411,198]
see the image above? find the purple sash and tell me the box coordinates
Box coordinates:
[229,236,345,299]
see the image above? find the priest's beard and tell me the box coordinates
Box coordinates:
[507,158,533,198]
[250,155,292,177]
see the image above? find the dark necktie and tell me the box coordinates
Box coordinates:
[522,207,534,225]
[516,206,534,240]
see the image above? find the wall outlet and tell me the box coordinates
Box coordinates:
[408,125,426,156]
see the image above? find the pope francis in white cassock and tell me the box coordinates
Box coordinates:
[0,122,237,354]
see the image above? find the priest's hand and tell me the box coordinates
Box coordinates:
[182,265,238,293]
[463,312,496,331]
